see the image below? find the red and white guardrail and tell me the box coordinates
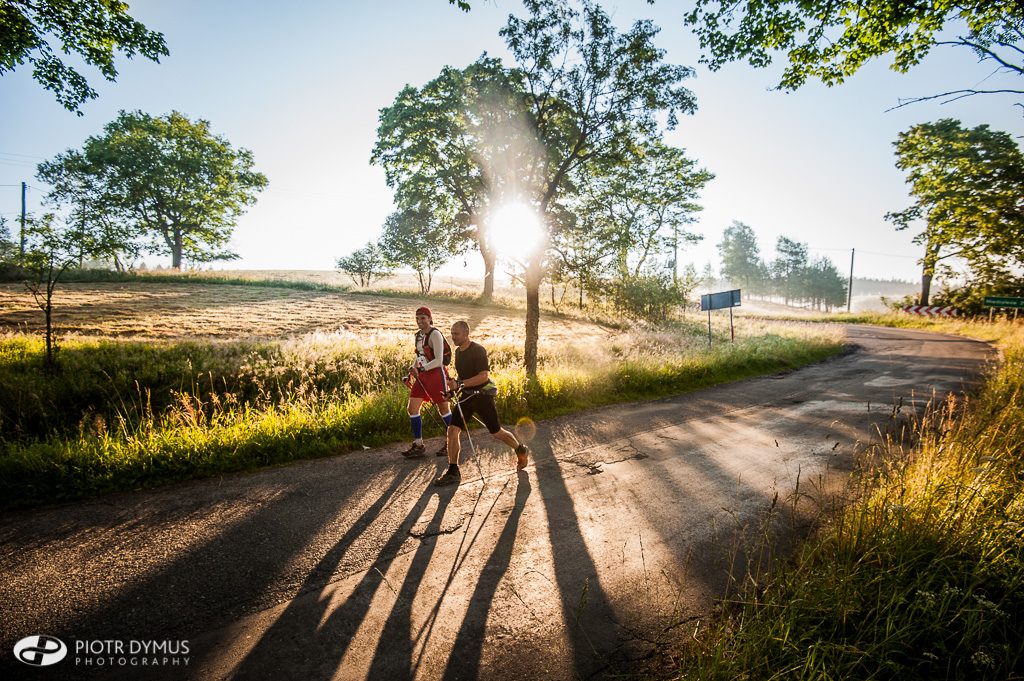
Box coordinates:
[902,305,959,317]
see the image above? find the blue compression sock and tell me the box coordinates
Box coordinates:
[410,414,423,440]
[442,412,452,426]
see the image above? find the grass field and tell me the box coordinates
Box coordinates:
[0,280,845,508]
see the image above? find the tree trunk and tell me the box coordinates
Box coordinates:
[480,243,496,302]
[524,259,542,378]
[920,240,940,306]
[172,230,183,270]
[45,273,55,368]
[616,247,629,281]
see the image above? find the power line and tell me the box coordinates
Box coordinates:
[857,249,920,259]
[0,151,44,160]
[807,245,920,260]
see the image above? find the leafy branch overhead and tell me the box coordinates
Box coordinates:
[0,0,169,114]
[683,1,1024,107]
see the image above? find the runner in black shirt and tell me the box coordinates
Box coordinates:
[435,320,529,486]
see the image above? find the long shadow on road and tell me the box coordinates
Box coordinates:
[531,441,624,679]
[229,471,455,679]
[1,468,382,681]
[440,471,531,681]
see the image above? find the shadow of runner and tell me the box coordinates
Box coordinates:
[532,444,624,679]
[362,485,460,679]
[441,471,531,681]
[230,474,452,679]
[8,472,375,681]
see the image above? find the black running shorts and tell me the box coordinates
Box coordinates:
[450,392,501,434]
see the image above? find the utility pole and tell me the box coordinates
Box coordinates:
[847,248,855,313]
[20,181,27,259]
[672,225,678,286]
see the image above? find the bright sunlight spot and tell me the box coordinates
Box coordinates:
[488,202,546,261]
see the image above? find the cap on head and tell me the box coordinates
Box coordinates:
[415,306,432,319]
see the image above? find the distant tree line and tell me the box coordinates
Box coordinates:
[717,221,847,311]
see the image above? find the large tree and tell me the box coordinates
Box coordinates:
[372,57,527,301]
[886,119,1024,305]
[1,0,169,114]
[38,111,268,269]
[501,0,697,375]
[683,1,1024,107]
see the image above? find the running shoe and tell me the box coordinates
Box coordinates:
[401,442,426,458]
[515,444,530,470]
[435,442,448,457]
[434,468,462,486]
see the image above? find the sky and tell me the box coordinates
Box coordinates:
[0,0,1020,284]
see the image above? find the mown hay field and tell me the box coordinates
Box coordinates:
[0,281,607,345]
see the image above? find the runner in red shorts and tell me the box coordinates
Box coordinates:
[401,306,453,458]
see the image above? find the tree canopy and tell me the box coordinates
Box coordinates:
[886,118,1024,304]
[717,221,765,294]
[378,206,463,293]
[376,1,705,372]
[336,242,391,288]
[1,0,169,114]
[38,110,268,269]
[371,57,526,300]
[577,136,711,281]
[501,0,698,374]
[683,1,1024,106]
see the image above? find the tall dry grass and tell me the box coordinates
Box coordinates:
[0,321,844,508]
[676,322,1023,680]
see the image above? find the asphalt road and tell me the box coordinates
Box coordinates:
[0,325,994,680]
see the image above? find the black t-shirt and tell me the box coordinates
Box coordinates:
[454,341,488,382]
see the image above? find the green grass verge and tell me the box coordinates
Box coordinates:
[0,324,843,509]
[674,321,1024,680]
